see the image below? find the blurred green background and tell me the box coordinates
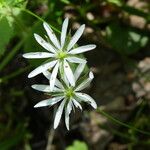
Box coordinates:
[0,0,150,150]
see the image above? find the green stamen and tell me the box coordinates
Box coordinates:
[65,87,74,98]
[56,51,67,60]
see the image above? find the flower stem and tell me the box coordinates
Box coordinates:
[97,108,150,136]
[21,8,61,34]
[45,107,56,150]
[46,127,55,150]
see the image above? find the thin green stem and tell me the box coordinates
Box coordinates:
[21,8,61,34]
[100,124,136,141]
[97,108,150,136]
[21,8,45,22]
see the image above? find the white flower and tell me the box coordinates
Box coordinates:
[32,63,97,130]
[23,18,96,91]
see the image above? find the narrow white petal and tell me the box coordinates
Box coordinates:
[34,33,56,53]
[68,44,96,54]
[67,24,85,51]
[32,84,51,92]
[53,80,64,90]
[43,71,64,89]
[32,84,63,92]
[43,71,51,79]
[53,87,64,92]
[66,57,87,64]
[59,61,69,87]
[50,62,59,91]
[61,18,69,48]
[74,63,86,81]
[75,79,91,91]
[72,99,82,110]
[64,60,75,86]
[28,60,57,78]
[54,99,66,129]
[65,100,73,130]
[23,52,54,59]
[34,96,64,108]
[75,72,94,91]
[62,72,69,87]
[75,92,97,109]
[43,22,61,49]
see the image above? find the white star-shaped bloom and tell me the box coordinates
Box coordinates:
[23,18,96,91]
[32,63,97,130]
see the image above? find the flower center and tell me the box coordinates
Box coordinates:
[56,51,67,60]
[65,87,74,98]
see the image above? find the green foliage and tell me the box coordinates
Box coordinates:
[107,0,123,6]
[60,0,70,4]
[0,124,31,150]
[97,108,150,136]
[105,23,149,55]
[66,140,88,150]
[0,0,26,21]
[0,17,13,56]
[0,0,26,56]
[0,0,150,149]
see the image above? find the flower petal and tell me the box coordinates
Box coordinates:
[23,52,54,59]
[54,99,66,129]
[67,24,85,51]
[62,72,69,87]
[34,96,64,108]
[43,22,61,49]
[74,63,86,81]
[28,60,57,78]
[75,72,94,91]
[43,71,64,89]
[31,84,51,92]
[34,33,56,53]
[66,57,87,64]
[50,62,59,91]
[72,98,82,110]
[61,18,69,48]
[43,71,51,79]
[75,92,97,109]
[64,60,75,86]
[32,84,63,92]
[65,100,73,130]
[68,44,96,54]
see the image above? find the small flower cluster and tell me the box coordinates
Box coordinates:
[23,18,97,130]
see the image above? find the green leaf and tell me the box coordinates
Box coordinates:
[60,0,70,4]
[66,140,88,150]
[105,23,149,55]
[107,0,123,6]
[0,0,26,56]
[122,5,150,21]
[0,17,13,56]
